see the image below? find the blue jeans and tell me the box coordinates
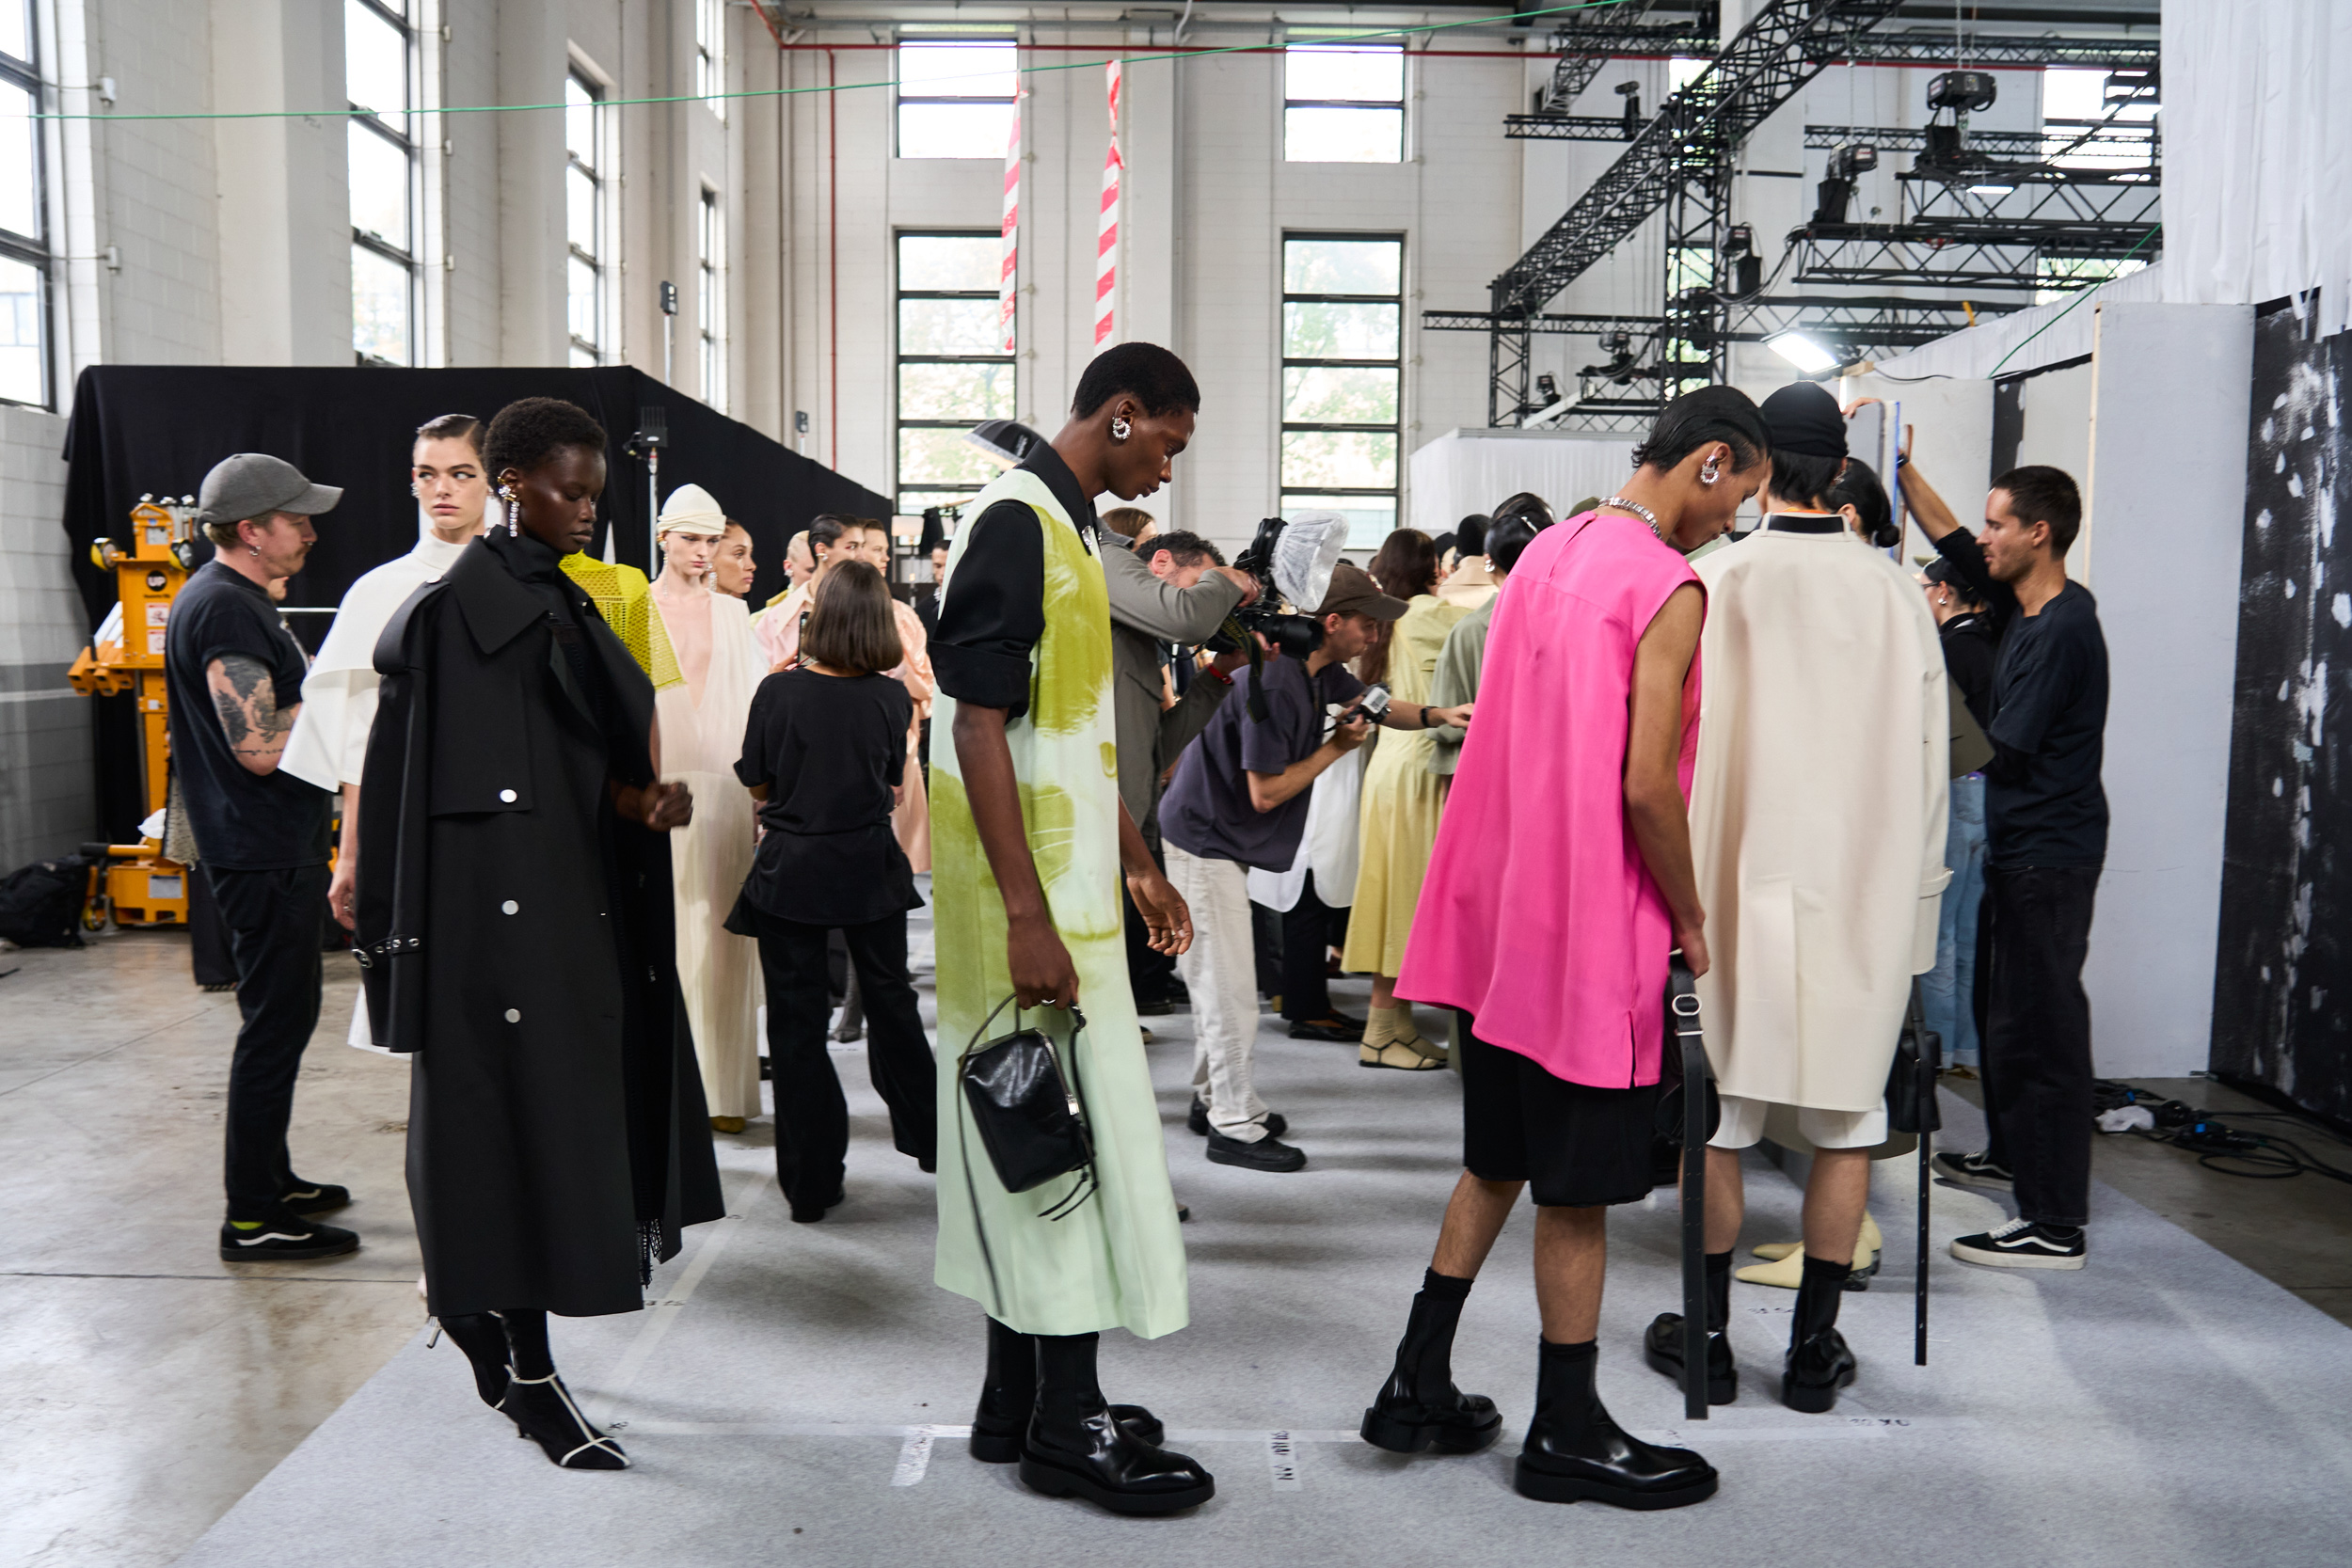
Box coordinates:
[1922,773,1987,1067]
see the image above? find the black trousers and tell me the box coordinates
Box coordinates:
[206,863,329,1217]
[753,910,937,1214]
[1279,873,1343,1022]
[187,864,239,989]
[1979,864,2100,1228]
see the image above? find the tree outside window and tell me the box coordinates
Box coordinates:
[1281,235,1404,549]
[897,232,1015,514]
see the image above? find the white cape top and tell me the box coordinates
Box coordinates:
[283,507,480,793]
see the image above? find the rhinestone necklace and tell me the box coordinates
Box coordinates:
[1599,495,1664,542]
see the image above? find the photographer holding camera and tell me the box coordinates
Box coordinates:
[1158,562,1473,1172]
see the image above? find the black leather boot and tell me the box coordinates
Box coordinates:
[969,1317,1165,1463]
[1360,1269,1502,1453]
[494,1309,628,1470]
[1782,1253,1859,1413]
[1643,1249,1738,1404]
[1514,1339,1718,1510]
[1018,1332,1214,1515]
[436,1312,513,1408]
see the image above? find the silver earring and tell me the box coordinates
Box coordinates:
[1700,459,1721,485]
[499,484,519,535]
[1110,415,1132,442]
[248,546,262,559]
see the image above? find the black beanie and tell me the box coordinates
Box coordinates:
[1759,382,1848,459]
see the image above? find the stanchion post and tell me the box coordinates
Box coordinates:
[1670,957,1708,1421]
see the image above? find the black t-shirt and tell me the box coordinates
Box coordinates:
[930,445,1099,721]
[163,561,332,870]
[1985,580,2109,869]
[1158,656,1365,870]
[1938,611,1997,731]
[729,668,919,929]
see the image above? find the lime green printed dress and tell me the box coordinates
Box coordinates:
[929,469,1190,1339]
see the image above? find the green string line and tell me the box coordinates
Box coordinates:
[1985,224,2163,376]
[28,0,1635,123]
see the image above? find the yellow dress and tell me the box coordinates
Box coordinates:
[1342,594,1470,979]
[560,554,681,689]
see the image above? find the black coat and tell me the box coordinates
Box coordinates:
[355,531,723,1319]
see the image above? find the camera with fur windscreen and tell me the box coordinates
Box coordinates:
[1207,510,1351,721]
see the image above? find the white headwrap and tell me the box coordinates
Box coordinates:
[658,483,727,537]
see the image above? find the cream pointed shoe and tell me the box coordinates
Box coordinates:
[1736,1214,1884,1288]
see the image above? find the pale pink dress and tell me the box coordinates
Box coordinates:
[1395,511,1703,1088]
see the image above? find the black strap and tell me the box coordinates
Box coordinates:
[1668,955,1709,1421]
[1908,976,1934,1366]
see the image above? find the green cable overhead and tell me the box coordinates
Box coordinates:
[30,0,1636,123]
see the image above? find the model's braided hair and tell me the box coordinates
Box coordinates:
[484,397,608,481]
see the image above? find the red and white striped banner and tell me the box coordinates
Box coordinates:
[1094,61,1124,348]
[998,87,1025,355]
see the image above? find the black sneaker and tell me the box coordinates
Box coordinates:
[1188,1097,1285,1138]
[1287,1017,1365,1042]
[219,1212,360,1261]
[1931,1149,2014,1193]
[281,1180,351,1215]
[1205,1130,1307,1173]
[1136,994,1174,1018]
[1950,1218,2085,1270]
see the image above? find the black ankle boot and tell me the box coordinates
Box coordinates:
[1017,1332,1214,1515]
[1514,1339,1718,1510]
[1360,1269,1502,1453]
[969,1317,1165,1463]
[1782,1253,1859,1413]
[436,1312,513,1408]
[490,1310,628,1469]
[1643,1250,1739,1404]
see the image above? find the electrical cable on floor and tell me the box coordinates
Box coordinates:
[2093,1080,2352,1185]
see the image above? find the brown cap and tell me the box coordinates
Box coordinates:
[1312,560,1408,622]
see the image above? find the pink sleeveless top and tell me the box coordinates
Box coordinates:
[1396,511,1702,1087]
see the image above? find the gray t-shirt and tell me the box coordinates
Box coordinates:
[1158,655,1363,870]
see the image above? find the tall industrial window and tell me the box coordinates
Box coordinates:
[2037,67,2158,297]
[695,0,724,119]
[1283,42,1403,163]
[698,189,724,410]
[895,231,1014,515]
[564,71,606,367]
[896,40,1018,160]
[1281,235,1403,548]
[347,0,420,366]
[0,0,49,406]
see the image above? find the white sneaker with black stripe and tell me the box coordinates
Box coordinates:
[1949,1217,2086,1270]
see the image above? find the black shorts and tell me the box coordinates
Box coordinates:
[1457,1011,1660,1209]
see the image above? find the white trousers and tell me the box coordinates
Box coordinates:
[1166,845,1270,1141]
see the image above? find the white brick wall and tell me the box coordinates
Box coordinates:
[0,405,93,870]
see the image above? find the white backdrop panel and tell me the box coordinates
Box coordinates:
[1407,429,1637,543]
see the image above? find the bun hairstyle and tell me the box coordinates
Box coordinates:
[1825,457,1898,548]
[1630,386,1771,474]
[1489,491,1555,532]
[1486,510,1549,574]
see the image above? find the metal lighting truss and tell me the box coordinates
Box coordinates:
[1439,0,1906,427]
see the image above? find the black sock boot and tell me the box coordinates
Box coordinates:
[436,1312,513,1408]
[1782,1253,1859,1413]
[1643,1250,1739,1404]
[1017,1331,1215,1515]
[1360,1268,1502,1453]
[492,1309,628,1470]
[969,1317,1165,1463]
[1515,1338,1719,1510]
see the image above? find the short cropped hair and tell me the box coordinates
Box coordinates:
[1072,341,1200,420]
[483,397,606,483]
[802,560,904,675]
[1992,465,2084,555]
[1147,530,1226,568]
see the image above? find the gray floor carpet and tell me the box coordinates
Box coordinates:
[175,947,2352,1567]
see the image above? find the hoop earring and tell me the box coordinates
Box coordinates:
[248,546,262,559]
[1109,415,1132,442]
[1700,458,1721,485]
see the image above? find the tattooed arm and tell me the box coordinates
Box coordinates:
[207,655,301,776]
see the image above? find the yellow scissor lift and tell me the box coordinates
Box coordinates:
[67,496,201,928]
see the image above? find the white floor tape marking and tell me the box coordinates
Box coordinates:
[587,1173,767,1429]
[620,1418,1974,1446]
[1265,1431,1301,1492]
[891,1427,939,1486]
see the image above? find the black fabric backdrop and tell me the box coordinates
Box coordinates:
[59,364,890,842]
[2211,301,2352,1128]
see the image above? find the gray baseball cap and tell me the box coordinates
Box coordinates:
[196,452,342,528]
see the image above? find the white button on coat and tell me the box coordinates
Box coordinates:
[504,1008,521,1023]
[499,789,517,803]
[501,900,518,914]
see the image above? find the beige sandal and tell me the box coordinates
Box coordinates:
[1360,1037,1448,1070]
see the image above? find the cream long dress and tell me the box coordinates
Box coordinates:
[1342,593,1471,978]
[1689,523,1951,1114]
[653,588,766,1121]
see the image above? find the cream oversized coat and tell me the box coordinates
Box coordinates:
[1689,523,1951,1112]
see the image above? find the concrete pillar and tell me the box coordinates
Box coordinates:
[211,0,350,365]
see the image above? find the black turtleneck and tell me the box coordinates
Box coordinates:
[930,442,1102,720]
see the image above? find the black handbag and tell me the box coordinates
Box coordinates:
[954,996,1101,1313]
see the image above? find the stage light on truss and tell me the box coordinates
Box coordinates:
[1969,182,2016,196]
[1764,330,1839,374]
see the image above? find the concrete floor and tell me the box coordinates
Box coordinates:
[3,918,2349,1567]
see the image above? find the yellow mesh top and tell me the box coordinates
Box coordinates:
[560,553,683,691]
